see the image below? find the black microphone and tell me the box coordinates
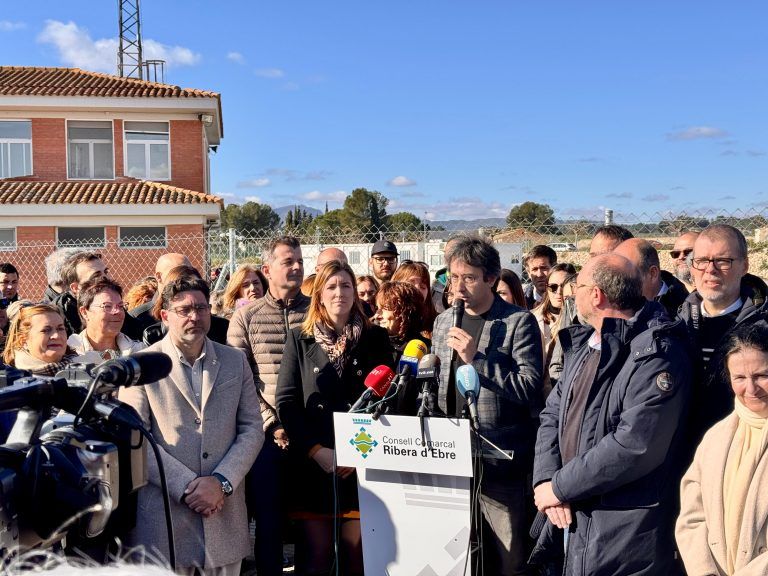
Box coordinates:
[452,298,465,329]
[56,386,146,429]
[416,354,444,418]
[0,376,68,412]
[93,352,172,390]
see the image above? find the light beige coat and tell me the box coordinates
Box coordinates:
[119,336,264,570]
[676,413,768,576]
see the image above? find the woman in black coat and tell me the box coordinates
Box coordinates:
[276,260,393,576]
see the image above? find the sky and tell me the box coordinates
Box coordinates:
[1,1,767,222]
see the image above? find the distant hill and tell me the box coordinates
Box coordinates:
[274,204,323,221]
[427,217,507,230]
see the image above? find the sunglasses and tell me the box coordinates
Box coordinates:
[547,282,572,293]
[670,248,693,259]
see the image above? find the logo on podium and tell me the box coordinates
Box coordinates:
[350,427,378,459]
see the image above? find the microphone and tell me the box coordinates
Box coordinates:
[398,339,429,376]
[0,376,68,412]
[372,340,428,419]
[456,364,481,431]
[349,365,396,413]
[416,354,444,418]
[93,352,173,390]
[452,299,465,329]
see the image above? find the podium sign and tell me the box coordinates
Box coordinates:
[334,414,473,576]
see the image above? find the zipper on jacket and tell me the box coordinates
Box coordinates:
[578,515,592,576]
[283,307,289,334]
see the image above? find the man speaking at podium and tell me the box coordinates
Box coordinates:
[432,235,543,575]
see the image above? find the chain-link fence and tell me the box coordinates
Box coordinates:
[4,207,768,299]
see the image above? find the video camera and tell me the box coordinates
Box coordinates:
[0,352,172,563]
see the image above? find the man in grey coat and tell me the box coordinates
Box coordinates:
[121,276,263,576]
[432,235,543,576]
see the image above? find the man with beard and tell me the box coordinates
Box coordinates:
[369,239,398,283]
[670,231,699,293]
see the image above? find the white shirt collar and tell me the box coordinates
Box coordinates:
[656,281,669,298]
[701,297,743,318]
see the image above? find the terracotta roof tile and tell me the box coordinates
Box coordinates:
[0,179,222,206]
[0,67,219,99]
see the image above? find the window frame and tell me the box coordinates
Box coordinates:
[66,119,115,180]
[0,119,33,179]
[123,121,172,181]
[0,228,16,252]
[118,226,168,249]
[56,226,107,249]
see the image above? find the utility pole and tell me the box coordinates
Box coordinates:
[118,0,143,78]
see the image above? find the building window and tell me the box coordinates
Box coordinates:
[67,121,114,179]
[57,227,106,248]
[119,226,167,248]
[0,228,15,251]
[0,120,32,178]
[400,249,411,261]
[430,254,443,267]
[124,121,170,180]
[349,251,360,265]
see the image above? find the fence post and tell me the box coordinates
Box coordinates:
[228,228,237,275]
[604,209,614,225]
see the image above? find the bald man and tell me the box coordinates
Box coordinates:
[532,253,690,575]
[614,238,688,318]
[315,247,348,273]
[130,252,193,331]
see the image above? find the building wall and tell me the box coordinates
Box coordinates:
[24,117,205,191]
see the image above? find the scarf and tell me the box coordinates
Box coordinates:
[13,348,78,377]
[313,314,364,377]
[723,398,768,574]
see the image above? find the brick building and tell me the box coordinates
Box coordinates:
[0,67,223,297]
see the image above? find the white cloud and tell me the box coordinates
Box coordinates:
[254,68,285,79]
[38,20,200,73]
[244,196,262,203]
[414,197,510,221]
[387,175,417,187]
[214,191,236,198]
[666,126,729,141]
[227,51,245,64]
[302,190,348,202]
[0,21,25,32]
[236,178,271,189]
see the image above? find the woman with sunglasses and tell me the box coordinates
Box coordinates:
[68,276,145,361]
[532,263,577,364]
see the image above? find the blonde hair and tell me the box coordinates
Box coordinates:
[302,261,367,335]
[3,303,65,365]
[222,264,266,310]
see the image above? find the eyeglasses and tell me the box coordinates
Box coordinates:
[670,248,693,260]
[91,303,127,314]
[169,303,211,317]
[372,256,397,264]
[547,282,571,293]
[690,257,740,271]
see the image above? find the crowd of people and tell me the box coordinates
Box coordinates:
[0,221,765,576]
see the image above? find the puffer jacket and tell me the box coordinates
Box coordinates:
[531,301,692,575]
[676,273,768,448]
[227,290,310,432]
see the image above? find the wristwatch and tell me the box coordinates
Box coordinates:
[212,473,233,497]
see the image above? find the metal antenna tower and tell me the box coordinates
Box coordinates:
[118,0,143,79]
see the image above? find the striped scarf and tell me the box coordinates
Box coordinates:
[313,314,364,377]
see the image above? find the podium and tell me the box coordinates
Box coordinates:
[334,413,473,576]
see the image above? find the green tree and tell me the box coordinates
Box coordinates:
[307,209,353,243]
[387,211,429,241]
[506,201,557,234]
[343,188,389,241]
[222,201,281,231]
